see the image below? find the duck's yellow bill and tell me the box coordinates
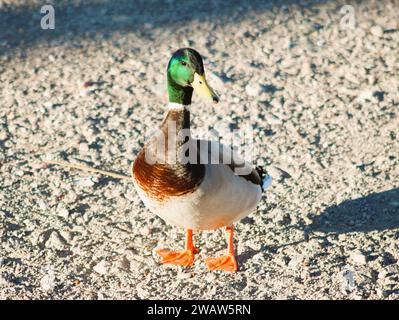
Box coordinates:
[192,73,219,104]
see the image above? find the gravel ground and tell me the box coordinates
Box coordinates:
[0,0,398,300]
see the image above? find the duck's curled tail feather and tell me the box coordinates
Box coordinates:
[255,166,272,192]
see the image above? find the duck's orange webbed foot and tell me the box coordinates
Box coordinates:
[156,229,198,267]
[205,225,238,273]
[206,254,238,272]
[156,249,196,267]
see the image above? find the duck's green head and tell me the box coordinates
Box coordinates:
[167,48,219,105]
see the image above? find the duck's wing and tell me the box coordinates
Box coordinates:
[197,139,271,190]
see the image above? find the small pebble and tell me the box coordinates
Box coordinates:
[38,200,47,211]
[370,25,383,37]
[57,207,70,219]
[117,257,131,271]
[40,274,56,291]
[356,89,374,102]
[14,170,24,177]
[140,226,152,236]
[245,83,263,96]
[177,272,192,280]
[288,255,304,268]
[376,288,388,298]
[350,251,367,265]
[0,275,10,287]
[268,166,291,182]
[93,260,110,275]
[79,142,89,154]
[45,231,66,250]
[0,131,8,141]
[205,273,216,283]
[341,266,356,294]
[75,177,95,187]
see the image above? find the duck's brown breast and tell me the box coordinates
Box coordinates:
[132,148,205,202]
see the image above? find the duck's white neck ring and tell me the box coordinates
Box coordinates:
[167,102,190,111]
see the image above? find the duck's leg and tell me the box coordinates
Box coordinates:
[205,225,238,272]
[156,229,199,267]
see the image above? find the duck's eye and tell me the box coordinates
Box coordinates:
[181,61,187,66]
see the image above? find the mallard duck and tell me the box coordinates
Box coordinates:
[132,48,272,272]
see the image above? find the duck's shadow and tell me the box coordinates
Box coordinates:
[309,188,399,234]
[264,188,399,253]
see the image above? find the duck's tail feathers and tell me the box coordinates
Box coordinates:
[255,166,273,192]
[262,175,273,191]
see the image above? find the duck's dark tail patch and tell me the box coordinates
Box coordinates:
[256,166,273,192]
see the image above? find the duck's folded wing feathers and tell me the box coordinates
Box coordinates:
[197,139,262,187]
